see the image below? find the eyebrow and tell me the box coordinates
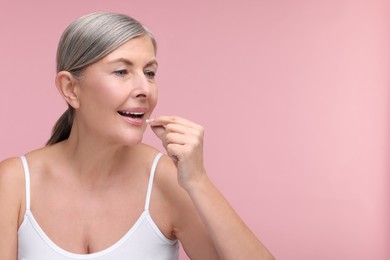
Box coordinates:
[108,58,158,68]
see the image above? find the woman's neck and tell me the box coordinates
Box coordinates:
[58,130,137,185]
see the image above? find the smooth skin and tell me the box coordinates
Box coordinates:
[0,36,274,259]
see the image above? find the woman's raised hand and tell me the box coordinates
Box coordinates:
[148,116,207,190]
[148,116,275,260]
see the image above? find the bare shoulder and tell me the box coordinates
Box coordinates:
[154,155,183,197]
[133,144,195,211]
[138,143,161,157]
[0,156,25,191]
[0,156,25,226]
[153,154,194,214]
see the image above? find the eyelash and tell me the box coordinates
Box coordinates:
[114,69,128,76]
[113,69,156,79]
[145,70,156,79]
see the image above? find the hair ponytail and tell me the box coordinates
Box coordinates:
[46,107,74,145]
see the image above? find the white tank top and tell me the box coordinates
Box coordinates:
[17,153,179,260]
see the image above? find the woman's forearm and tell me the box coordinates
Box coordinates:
[186,175,275,260]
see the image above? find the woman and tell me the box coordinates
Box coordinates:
[0,12,274,259]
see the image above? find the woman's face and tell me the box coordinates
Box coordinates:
[74,35,158,145]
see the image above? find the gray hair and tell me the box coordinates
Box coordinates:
[47,12,156,145]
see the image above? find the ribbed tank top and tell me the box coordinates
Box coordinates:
[17,153,179,260]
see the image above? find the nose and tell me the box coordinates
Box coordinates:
[132,72,151,98]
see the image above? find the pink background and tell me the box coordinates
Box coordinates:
[0,1,389,259]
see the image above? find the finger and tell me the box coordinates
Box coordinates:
[148,116,201,129]
[149,117,204,140]
[164,123,195,135]
[166,143,184,161]
[165,132,187,145]
[151,125,188,151]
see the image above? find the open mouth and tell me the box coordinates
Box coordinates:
[118,111,145,119]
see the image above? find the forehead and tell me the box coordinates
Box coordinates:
[103,36,156,64]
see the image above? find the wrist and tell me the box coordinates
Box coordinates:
[181,171,212,196]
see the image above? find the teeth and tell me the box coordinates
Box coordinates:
[119,111,144,115]
[130,112,144,115]
[118,111,145,119]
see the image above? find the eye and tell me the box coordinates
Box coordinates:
[114,69,128,77]
[144,70,156,79]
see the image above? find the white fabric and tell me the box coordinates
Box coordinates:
[18,153,179,260]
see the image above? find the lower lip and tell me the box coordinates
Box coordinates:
[120,115,144,126]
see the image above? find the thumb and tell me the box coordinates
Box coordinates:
[150,125,166,141]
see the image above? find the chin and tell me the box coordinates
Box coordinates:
[108,126,146,147]
[120,132,144,147]
[125,138,143,147]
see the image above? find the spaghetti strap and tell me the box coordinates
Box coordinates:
[19,155,31,211]
[144,152,163,211]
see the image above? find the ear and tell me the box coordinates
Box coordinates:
[55,71,80,109]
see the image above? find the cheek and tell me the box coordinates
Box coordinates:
[150,87,158,110]
[84,79,121,103]
[78,86,120,122]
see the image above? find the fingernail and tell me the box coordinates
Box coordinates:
[146,118,154,124]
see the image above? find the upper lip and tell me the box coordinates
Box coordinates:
[118,107,148,113]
